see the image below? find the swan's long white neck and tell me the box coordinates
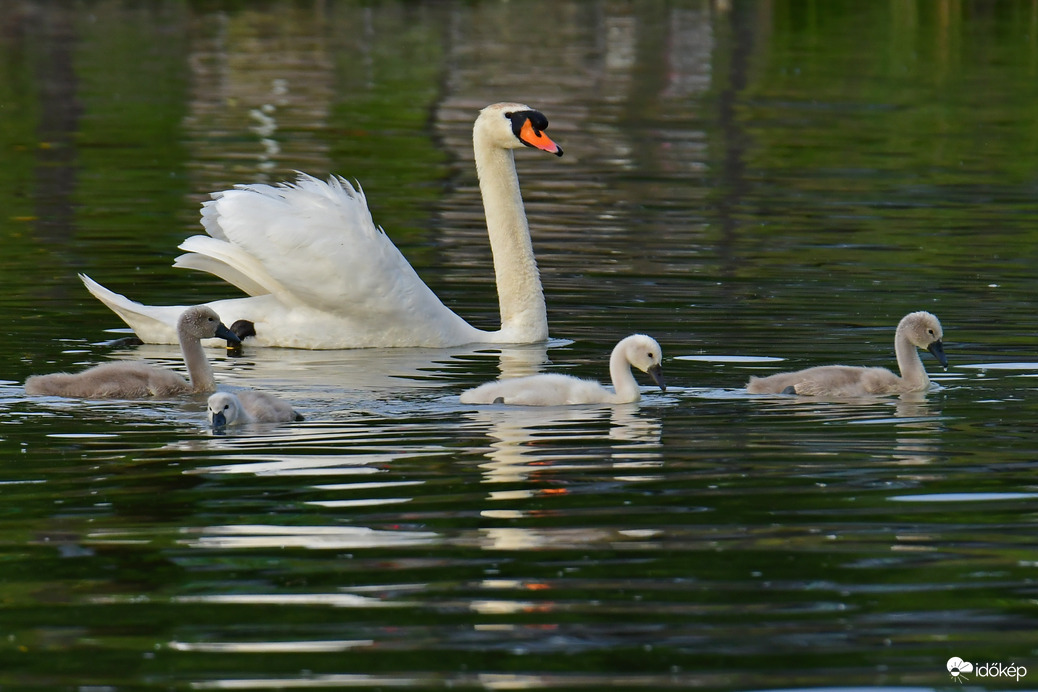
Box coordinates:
[179,325,216,392]
[894,322,928,389]
[474,130,547,342]
[608,342,641,404]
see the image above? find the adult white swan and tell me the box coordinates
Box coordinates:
[80,103,563,349]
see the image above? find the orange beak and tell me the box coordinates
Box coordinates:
[519,119,562,156]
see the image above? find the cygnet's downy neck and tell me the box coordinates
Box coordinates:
[608,344,642,404]
[179,326,216,392]
[473,134,547,342]
[893,322,929,389]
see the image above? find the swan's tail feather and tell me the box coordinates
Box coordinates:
[78,274,183,344]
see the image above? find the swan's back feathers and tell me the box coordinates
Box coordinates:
[747,365,903,396]
[460,373,615,406]
[236,389,305,422]
[25,362,190,399]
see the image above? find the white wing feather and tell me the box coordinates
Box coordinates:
[189,174,455,319]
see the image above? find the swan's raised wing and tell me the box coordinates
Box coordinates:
[180,174,458,321]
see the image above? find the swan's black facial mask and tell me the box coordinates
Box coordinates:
[507,110,563,156]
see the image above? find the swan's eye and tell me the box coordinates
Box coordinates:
[504,111,513,118]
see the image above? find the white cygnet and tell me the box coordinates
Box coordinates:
[207,390,304,426]
[460,334,665,406]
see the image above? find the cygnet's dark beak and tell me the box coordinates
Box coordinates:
[647,363,666,392]
[927,340,948,370]
[216,322,242,346]
[210,410,227,428]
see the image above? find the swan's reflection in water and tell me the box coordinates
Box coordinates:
[887,391,946,466]
[461,398,663,552]
[168,343,666,559]
[488,342,557,379]
[106,339,557,398]
[737,386,948,493]
[178,524,438,551]
[126,342,560,442]
[464,403,662,485]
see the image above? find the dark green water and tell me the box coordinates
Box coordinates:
[3,1,1038,689]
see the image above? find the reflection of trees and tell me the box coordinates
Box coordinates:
[25,5,80,248]
[184,3,456,243]
[183,6,334,190]
[434,2,719,292]
[711,1,755,290]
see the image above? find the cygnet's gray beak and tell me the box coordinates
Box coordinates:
[927,340,948,370]
[215,323,241,346]
[647,363,666,392]
[209,410,227,428]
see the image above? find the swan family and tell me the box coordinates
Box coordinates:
[25,303,303,427]
[24,102,952,427]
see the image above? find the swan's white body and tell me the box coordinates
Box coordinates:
[460,334,666,406]
[80,103,563,349]
[25,306,239,399]
[207,390,303,426]
[746,311,947,396]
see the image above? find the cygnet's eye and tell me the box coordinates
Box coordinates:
[224,405,230,411]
